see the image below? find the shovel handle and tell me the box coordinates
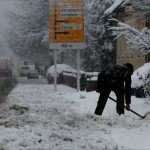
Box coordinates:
[109,96,145,119]
[127,107,145,119]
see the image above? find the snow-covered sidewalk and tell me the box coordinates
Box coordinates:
[0,84,150,150]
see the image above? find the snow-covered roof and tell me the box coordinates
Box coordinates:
[131,63,150,88]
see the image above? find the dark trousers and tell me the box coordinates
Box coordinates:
[95,82,125,115]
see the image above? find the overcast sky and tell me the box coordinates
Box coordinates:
[0,0,22,66]
[0,0,16,33]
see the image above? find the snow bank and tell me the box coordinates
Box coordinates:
[0,84,118,150]
[131,63,150,88]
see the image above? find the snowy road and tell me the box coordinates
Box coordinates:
[0,84,150,150]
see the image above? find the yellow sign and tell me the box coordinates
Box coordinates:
[50,0,84,48]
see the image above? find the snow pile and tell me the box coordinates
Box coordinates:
[131,63,150,88]
[0,84,118,150]
[0,84,150,149]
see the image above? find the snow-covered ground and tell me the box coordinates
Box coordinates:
[0,84,150,150]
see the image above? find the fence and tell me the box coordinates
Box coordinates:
[61,71,98,91]
[46,69,99,91]
[61,71,86,91]
[0,77,17,102]
[0,58,13,77]
[85,72,98,92]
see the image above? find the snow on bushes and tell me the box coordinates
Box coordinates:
[131,63,150,100]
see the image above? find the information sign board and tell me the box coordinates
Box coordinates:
[50,0,85,49]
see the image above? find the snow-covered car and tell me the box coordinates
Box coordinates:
[46,64,75,84]
[27,69,39,79]
[131,63,150,98]
[19,66,30,77]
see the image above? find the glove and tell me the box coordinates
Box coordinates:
[126,104,130,111]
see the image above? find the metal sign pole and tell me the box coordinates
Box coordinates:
[77,49,80,92]
[50,0,85,92]
[53,0,57,91]
[54,50,57,91]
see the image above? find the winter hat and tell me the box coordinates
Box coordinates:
[123,63,134,74]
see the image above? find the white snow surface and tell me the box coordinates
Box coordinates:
[0,84,150,150]
[131,63,150,88]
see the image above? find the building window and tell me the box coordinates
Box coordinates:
[145,15,150,28]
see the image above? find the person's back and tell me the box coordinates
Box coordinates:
[102,64,131,82]
[97,64,132,92]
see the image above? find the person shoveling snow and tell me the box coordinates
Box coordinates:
[95,63,133,116]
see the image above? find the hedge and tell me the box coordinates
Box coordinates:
[0,77,17,103]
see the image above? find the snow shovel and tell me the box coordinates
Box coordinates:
[108,96,150,119]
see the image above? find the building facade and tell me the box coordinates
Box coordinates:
[116,7,150,70]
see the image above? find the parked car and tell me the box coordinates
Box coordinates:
[19,66,30,77]
[46,64,75,84]
[27,69,39,79]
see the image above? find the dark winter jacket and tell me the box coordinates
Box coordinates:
[97,65,132,104]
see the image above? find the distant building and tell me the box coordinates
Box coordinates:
[116,7,150,70]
